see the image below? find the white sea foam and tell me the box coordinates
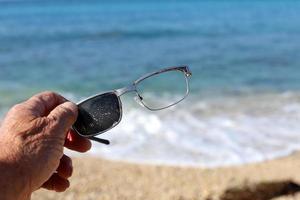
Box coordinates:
[66,92,300,168]
[2,90,299,168]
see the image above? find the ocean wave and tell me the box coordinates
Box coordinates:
[66,91,300,168]
[1,91,300,168]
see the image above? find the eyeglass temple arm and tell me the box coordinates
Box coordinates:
[88,136,110,145]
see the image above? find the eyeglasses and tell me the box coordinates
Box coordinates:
[72,66,192,144]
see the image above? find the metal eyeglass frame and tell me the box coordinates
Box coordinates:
[73,65,192,145]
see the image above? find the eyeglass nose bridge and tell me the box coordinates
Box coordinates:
[115,85,146,109]
[115,84,137,96]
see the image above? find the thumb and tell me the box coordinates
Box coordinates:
[48,101,78,133]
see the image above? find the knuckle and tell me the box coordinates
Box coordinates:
[33,91,58,102]
[39,91,58,102]
[41,91,57,97]
[41,91,66,104]
[49,114,60,127]
[10,103,24,113]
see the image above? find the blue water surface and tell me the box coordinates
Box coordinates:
[0,0,300,106]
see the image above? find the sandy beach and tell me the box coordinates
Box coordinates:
[32,152,300,200]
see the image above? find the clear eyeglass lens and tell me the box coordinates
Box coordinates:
[136,70,188,110]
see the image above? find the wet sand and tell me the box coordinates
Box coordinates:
[32,152,300,200]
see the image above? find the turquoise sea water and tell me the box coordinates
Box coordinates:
[1,0,300,167]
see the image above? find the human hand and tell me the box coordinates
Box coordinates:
[0,91,91,200]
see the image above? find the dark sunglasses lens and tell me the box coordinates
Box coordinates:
[73,92,121,137]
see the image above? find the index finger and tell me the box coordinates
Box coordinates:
[25,91,67,117]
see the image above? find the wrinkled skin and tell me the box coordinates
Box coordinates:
[0,91,92,200]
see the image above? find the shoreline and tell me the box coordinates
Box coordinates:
[74,147,300,169]
[32,152,300,200]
